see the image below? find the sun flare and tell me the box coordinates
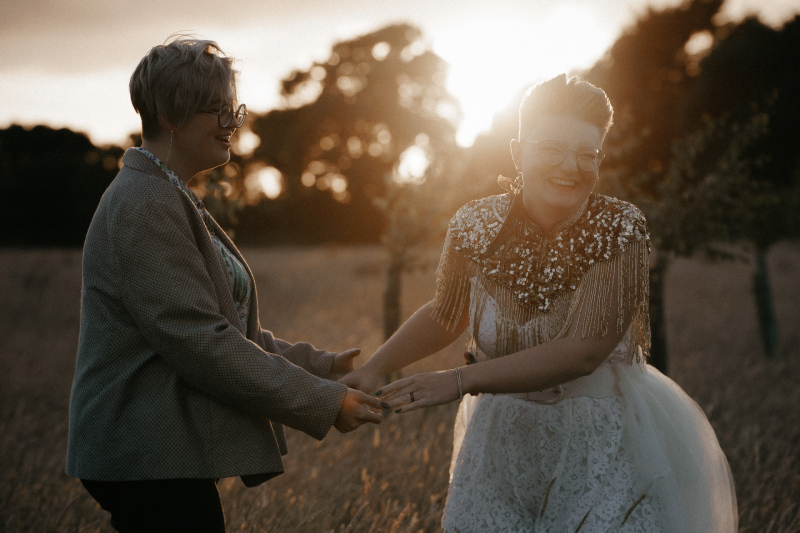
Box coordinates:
[433,6,614,147]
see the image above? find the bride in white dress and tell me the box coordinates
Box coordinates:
[341,74,737,532]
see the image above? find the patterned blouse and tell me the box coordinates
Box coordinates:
[134,147,252,333]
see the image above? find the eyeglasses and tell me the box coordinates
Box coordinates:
[202,103,248,128]
[518,140,605,172]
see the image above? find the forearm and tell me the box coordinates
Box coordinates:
[260,329,335,378]
[364,301,466,376]
[460,330,624,395]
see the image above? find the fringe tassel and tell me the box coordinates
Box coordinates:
[430,230,473,332]
[463,239,651,363]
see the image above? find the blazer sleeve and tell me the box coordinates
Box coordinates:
[110,187,346,440]
[258,330,336,380]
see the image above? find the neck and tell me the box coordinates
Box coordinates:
[522,194,572,235]
[140,135,195,185]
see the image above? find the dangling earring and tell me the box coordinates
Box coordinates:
[166,130,173,168]
[496,171,525,195]
[511,172,524,195]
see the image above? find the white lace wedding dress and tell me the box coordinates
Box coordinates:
[441,282,737,533]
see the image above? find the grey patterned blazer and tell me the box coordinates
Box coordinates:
[66,149,347,487]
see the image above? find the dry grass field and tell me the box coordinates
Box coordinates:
[1,243,798,532]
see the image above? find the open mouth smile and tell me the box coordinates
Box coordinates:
[548,178,577,187]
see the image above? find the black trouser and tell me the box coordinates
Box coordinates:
[81,478,225,533]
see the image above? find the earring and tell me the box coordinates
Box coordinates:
[497,172,524,195]
[511,172,524,195]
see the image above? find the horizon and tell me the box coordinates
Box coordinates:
[0,0,797,149]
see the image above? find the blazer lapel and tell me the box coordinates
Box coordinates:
[203,215,262,342]
[121,148,248,337]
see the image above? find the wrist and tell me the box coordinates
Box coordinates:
[453,367,463,400]
[459,364,476,395]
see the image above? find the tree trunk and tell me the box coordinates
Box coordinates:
[753,248,779,358]
[383,250,404,341]
[648,254,669,374]
[383,250,405,384]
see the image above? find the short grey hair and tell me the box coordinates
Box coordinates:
[130,36,238,140]
[519,74,613,138]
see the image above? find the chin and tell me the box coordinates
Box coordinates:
[544,192,587,210]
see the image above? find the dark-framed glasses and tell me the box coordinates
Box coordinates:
[518,140,605,172]
[203,103,248,128]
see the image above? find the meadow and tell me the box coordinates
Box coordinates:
[1,244,798,532]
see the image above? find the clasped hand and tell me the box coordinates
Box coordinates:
[331,348,384,433]
[376,370,461,413]
[341,365,461,415]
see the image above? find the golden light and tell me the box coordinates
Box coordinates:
[396,145,430,184]
[685,30,714,55]
[248,164,283,200]
[433,6,614,147]
[372,42,391,61]
[233,128,261,156]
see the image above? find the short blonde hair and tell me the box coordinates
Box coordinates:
[130,36,238,140]
[519,74,613,138]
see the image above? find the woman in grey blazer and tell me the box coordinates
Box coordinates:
[66,37,383,532]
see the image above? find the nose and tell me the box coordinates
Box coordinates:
[558,149,580,171]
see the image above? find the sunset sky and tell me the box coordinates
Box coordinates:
[1,0,797,148]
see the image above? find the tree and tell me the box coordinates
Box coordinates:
[585,4,800,362]
[652,16,800,358]
[0,125,123,246]
[242,23,462,248]
[243,23,465,339]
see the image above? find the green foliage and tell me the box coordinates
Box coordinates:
[650,108,775,257]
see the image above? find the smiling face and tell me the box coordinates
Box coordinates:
[512,114,604,232]
[169,103,236,180]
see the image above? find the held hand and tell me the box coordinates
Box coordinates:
[330,348,361,381]
[378,370,460,414]
[334,388,385,433]
[338,364,382,395]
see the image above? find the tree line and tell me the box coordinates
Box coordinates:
[1,0,798,360]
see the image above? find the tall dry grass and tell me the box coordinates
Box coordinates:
[0,244,798,532]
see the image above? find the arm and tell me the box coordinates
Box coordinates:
[258,329,342,379]
[382,252,637,412]
[112,189,350,439]
[339,300,469,394]
[381,320,627,413]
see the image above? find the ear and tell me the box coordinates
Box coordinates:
[157,115,176,134]
[510,139,522,171]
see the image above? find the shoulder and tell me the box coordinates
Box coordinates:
[447,193,512,254]
[102,165,185,223]
[451,193,512,230]
[588,194,649,243]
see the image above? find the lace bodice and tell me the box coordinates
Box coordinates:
[469,277,629,366]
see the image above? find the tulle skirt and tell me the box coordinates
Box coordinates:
[442,362,737,533]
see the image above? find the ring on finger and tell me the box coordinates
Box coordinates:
[410,392,415,402]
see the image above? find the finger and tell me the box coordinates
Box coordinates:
[339,348,361,360]
[382,388,418,409]
[380,385,415,404]
[374,377,413,397]
[394,397,429,414]
[358,405,383,424]
[351,388,386,411]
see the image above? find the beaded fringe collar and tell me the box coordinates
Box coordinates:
[431,193,651,363]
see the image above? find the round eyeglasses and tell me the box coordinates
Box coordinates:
[202,103,248,128]
[518,140,605,172]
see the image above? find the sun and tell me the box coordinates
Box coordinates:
[433,6,614,147]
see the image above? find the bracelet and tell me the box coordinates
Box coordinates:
[454,366,463,400]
